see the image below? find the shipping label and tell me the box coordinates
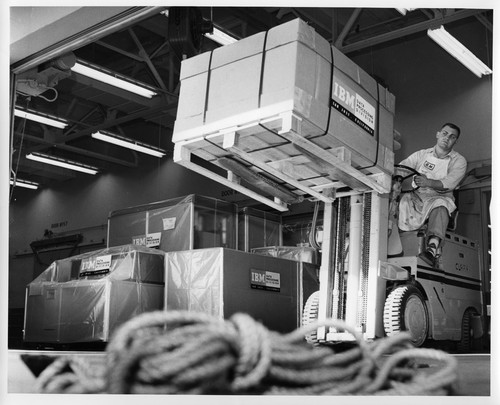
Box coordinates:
[132,232,162,248]
[163,217,176,230]
[332,79,376,135]
[80,254,112,276]
[250,269,281,292]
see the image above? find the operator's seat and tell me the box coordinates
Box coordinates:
[447,209,459,231]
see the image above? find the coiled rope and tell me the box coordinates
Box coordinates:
[34,310,458,395]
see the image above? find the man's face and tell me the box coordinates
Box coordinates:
[436,125,459,151]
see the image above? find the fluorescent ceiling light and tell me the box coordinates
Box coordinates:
[427,26,492,78]
[396,8,415,16]
[161,9,237,46]
[91,131,166,158]
[205,26,238,46]
[10,178,39,190]
[14,108,68,129]
[71,61,158,98]
[26,153,98,175]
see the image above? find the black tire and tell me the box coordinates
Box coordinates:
[384,285,429,347]
[457,308,478,353]
[302,291,320,345]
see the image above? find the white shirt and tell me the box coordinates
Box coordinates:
[399,147,467,192]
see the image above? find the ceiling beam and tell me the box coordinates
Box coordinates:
[339,9,484,54]
[95,40,145,62]
[128,27,168,91]
[476,13,493,32]
[334,8,362,48]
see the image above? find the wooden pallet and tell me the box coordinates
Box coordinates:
[174,110,392,212]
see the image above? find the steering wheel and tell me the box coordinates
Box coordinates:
[393,164,421,193]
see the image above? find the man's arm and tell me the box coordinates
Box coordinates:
[440,155,467,190]
[398,150,423,169]
[414,154,467,191]
[413,176,445,190]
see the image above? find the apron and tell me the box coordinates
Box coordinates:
[398,153,457,231]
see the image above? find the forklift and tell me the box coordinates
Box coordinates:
[171,17,484,352]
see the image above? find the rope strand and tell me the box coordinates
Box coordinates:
[34,310,458,395]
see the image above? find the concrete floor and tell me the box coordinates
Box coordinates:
[6,349,491,396]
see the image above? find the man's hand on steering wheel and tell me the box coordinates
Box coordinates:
[413,174,430,188]
[393,164,422,193]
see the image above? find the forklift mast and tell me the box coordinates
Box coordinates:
[316,193,389,342]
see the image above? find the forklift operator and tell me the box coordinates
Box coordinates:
[398,123,467,265]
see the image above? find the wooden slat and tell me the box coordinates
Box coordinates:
[174,143,289,212]
[222,132,331,203]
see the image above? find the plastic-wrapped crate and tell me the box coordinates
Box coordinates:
[238,207,282,252]
[164,248,319,333]
[23,244,165,344]
[107,194,237,253]
[251,245,319,265]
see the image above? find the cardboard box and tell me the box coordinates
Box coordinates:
[23,245,165,344]
[173,18,395,175]
[164,248,319,333]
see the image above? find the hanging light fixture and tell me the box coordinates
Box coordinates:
[10,178,39,190]
[427,26,492,78]
[26,152,99,175]
[162,8,237,46]
[395,8,416,16]
[71,60,158,98]
[91,131,166,158]
[205,26,238,46]
[14,108,68,129]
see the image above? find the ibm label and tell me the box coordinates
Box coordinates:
[132,232,162,248]
[250,269,280,292]
[332,79,376,135]
[80,254,112,276]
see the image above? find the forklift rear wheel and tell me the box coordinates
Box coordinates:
[302,291,320,345]
[457,307,478,353]
[384,285,429,347]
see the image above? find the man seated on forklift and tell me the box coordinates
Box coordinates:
[397,123,467,266]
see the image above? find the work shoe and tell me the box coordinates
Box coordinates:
[419,242,438,266]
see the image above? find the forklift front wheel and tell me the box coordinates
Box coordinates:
[457,307,479,353]
[384,285,429,347]
[302,291,320,345]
